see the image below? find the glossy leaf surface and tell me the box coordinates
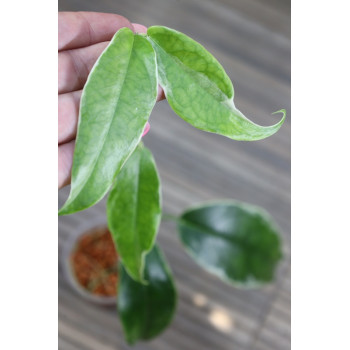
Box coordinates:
[177,201,282,287]
[59,28,157,215]
[107,144,161,283]
[147,26,285,141]
[118,244,177,344]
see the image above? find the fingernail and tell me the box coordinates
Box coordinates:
[142,122,150,137]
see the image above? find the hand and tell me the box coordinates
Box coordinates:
[58,12,164,188]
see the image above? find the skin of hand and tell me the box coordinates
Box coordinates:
[58,12,165,189]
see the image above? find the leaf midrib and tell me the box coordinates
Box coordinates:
[131,151,142,278]
[179,217,279,261]
[70,35,136,205]
[149,38,231,104]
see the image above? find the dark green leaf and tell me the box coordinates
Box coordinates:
[107,144,161,283]
[118,244,177,344]
[177,201,282,287]
[147,26,285,141]
[59,29,157,215]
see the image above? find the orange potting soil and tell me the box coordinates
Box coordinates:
[71,226,119,297]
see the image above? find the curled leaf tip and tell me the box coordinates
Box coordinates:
[264,108,286,135]
[272,109,286,117]
[147,26,285,142]
[271,109,286,126]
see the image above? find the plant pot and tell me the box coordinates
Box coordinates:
[61,218,118,305]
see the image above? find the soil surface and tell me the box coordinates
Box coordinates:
[71,226,118,296]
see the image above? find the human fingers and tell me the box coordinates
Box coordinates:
[58,41,167,96]
[58,121,150,189]
[58,140,75,189]
[58,21,166,98]
[132,23,147,34]
[58,90,82,144]
[58,41,109,94]
[58,88,163,145]
[58,12,133,51]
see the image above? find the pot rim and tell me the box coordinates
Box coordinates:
[61,216,117,306]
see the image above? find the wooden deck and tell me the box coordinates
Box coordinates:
[58,0,291,349]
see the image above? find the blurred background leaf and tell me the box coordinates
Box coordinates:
[177,201,282,288]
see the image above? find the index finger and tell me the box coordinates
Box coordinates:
[58,11,134,51]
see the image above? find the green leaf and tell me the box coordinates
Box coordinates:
[118,244,177,344]
[107,144,161,283]
[177,201,282,288]
[147,26,285,141]
[59,28,157,215]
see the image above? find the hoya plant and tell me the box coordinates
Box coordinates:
[59,26,285,344]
